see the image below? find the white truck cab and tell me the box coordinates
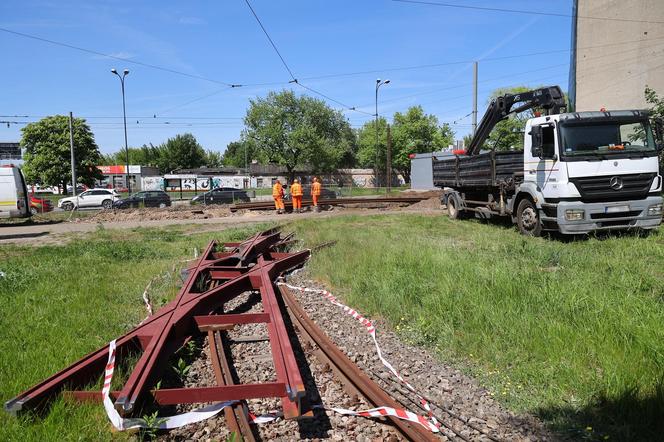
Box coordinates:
[521,111,662,233]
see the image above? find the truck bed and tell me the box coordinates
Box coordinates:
[433,150,524,188]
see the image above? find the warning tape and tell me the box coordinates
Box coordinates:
[277,281,441,432]
[102,340,438,433]
[102,340,232,431]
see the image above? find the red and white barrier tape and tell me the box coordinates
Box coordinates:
[102,339,438,433]
[102,340,233,431]
[277,281,441,432]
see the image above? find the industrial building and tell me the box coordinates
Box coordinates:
[569,0,664,111]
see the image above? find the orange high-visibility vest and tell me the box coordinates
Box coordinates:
[291,183,303,197]
[272,182,283,198]
[312,182,321,196]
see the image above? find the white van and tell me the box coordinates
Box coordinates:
[0,165,30,219]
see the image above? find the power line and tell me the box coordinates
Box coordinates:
[391,0,664,25]
[0,27,240,87]
[243,0,297,82]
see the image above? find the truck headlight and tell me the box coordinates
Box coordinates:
[565,209,585,221]
[647,204,663,216]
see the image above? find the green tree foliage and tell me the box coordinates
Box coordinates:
[243,90,355,179]
[204,150,224,168]
[222,139,265,168]
[644,86,664,168]
[21,115,103,187]
[100,144,162,167]
[356,117,388,176]
[391,106,454,182]
[157,133,206,172]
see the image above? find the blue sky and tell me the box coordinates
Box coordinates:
[1,0,575,155]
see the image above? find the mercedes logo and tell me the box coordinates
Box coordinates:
[609,176,623,190]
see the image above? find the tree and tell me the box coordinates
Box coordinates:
[157,133,206,172]
[391,106,454,182]
[644,86,664,168]
[222,139,265,168]
[356,117,388,183]
[243,90,355,180]
[100,144,162,167]
[204,150,224,168]
[21,115,103,188]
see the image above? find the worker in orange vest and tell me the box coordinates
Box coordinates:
[272,179,285,214]
[311,177,322,212]
[290,179,303,213]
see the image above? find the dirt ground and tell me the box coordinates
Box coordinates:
[0,204,445,246]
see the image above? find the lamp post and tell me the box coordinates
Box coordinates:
[375,78,390,187]
[111,68,131,195]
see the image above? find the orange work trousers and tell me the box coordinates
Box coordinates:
[274,196,284,210]
[292,196,302,209]
[312,195,319,206]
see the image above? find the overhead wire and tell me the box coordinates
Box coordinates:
[0,27,240,87]
[391,0,664,25]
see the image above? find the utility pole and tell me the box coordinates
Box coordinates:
[111,68,131,194]
[472,61,478,135]
[68,112,77,197]
[375,79,390,188]
[386,124,392,193]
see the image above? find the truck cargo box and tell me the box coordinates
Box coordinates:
[433,150,523,188]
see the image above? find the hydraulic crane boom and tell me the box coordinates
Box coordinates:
[466,85,565,156]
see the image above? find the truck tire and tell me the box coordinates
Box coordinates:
[516,199,542,237]
[447,195,462,219]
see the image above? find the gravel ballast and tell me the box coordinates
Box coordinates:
[163,274,554,441]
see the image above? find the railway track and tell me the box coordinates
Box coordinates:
[230,196,430,212]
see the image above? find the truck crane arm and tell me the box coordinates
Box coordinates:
[466,85,565,156]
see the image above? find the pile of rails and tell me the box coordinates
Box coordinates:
[5,229,437,441]
[230,196,431,212]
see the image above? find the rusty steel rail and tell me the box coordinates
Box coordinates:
[230,196,430,212]
[278,285,439,442]
[5,230,310,422]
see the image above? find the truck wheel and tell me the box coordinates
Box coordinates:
[447,195,462,220]
[62,202,74,211]
[516,199,542,237]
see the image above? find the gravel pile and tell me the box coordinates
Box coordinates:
[284,274,555,442]
[86,205,232,223]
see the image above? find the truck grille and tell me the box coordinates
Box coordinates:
[569,173,656,202]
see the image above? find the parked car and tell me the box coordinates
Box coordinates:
[29,194,54,215]
[58,188,121,211]
[284,185,339,200]
[113,191,171,209]
[190,187,251,205]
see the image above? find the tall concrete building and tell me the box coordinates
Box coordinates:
[569,0,664,111]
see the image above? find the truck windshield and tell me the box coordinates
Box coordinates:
[560,120,656,158]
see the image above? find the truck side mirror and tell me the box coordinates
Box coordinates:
[530,125,543,158]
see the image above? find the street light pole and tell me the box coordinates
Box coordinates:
[111,68,131,194]
[375,79,390,188]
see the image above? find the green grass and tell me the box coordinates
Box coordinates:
[291,214,664,441]
[3,213,664,440]
[0,223,272,441]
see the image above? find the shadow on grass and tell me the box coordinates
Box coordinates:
[537,382,664,441]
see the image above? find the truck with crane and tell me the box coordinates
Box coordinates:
[434,85,663,236]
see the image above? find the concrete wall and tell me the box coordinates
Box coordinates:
[572,0,664,111]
